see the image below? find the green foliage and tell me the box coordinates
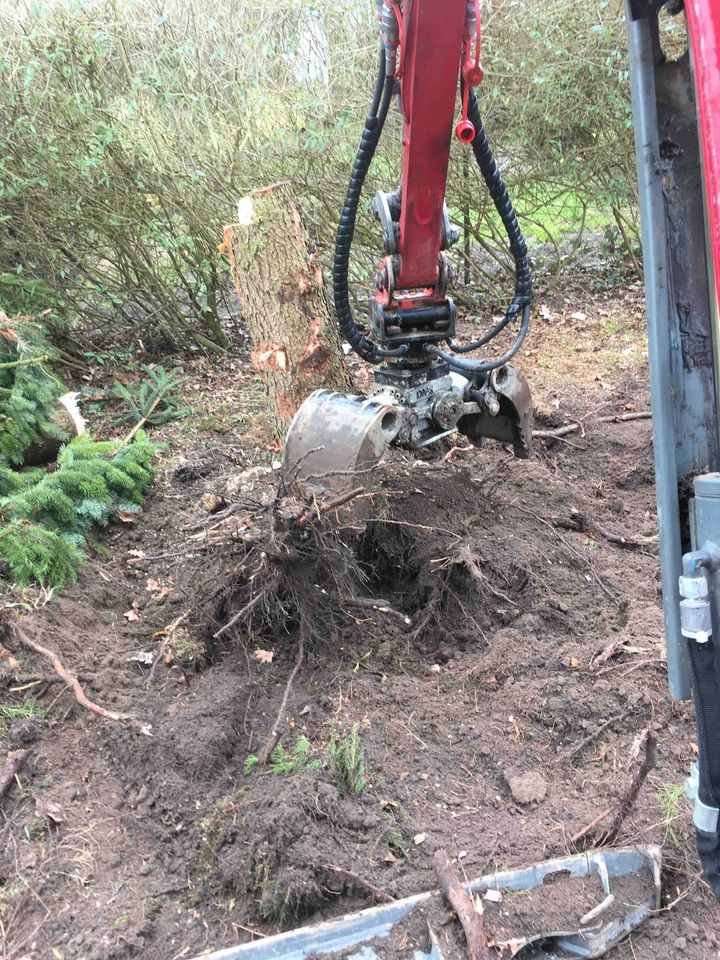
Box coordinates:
[244,736,320,777]
[0,699,42,721]
[0,318,65,466]
[329,724,368,795]
[110,365,190,426]
[0,697,43,738]
[0,432,155,587]
[243,754,260,776]
[657,782,687,846]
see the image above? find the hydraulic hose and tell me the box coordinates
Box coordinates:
[438,86,532,370]
[425,301,530,373]
[333,47,406,363]
[687,635,720,900]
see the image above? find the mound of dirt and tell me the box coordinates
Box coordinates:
[2,294,719,960]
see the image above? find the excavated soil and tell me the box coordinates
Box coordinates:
[1,287,719,959]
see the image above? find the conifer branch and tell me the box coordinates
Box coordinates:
[0,354,50,370]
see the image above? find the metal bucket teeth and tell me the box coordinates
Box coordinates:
[283,389,401,493]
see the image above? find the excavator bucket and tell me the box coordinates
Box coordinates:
[283,389,401,494]
[193,846,661,960]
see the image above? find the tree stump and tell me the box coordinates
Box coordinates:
[223,185,351,439]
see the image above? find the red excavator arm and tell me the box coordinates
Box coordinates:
[284,0,533,493]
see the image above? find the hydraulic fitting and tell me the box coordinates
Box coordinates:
[381,3,399,76]
[679,573,712,643]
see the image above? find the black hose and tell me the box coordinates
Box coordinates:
[425,301,530,373]
[445,86,532,362]
[333,48,406,363]
[686,635,720,900]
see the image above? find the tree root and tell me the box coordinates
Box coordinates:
[570,728,655,849]
[554,511,656,552]
[0,748,30,800]
[534,410,651,440]
[214,579,277,640]
[322,864,395,903]
[14,625,152,736]
[257,612,307,765]
[433,849,494,960]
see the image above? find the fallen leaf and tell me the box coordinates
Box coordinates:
[201,491,225,513]
[253,648,274,664]
[0,646,21,672]
[569,656,580,668]
[124,600,141,622]
[128,650,155,666]
[146,579,171,601]
[35,796,65,824]
[539,304,553,321]
[114,509,138,524]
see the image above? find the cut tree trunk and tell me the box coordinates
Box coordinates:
[223,184,352,439]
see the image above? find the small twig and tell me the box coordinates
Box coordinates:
[0,355,50,371]
[533,423,583,439]
[533,411,651,440]
[147,612,189,686]
[122,394,162,445]
[433,849,493,960]
[598,412,652,423]
[346,597,411,626]
[257,614,306,765]
[0,749,30,800]
[560,711,629,760]
[599,727,655,845]
[569,806,613,846]
[322,864,395,903]
[14,625,151,736]
[234,923,268,940]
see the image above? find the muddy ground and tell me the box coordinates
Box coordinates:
[1,285,719,959]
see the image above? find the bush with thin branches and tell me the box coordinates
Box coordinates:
[0,0,644,351]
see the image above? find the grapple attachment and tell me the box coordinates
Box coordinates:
[459,364,533,459]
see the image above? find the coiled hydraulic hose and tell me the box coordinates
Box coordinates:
[333,48,406,363]
[425,87,532,373]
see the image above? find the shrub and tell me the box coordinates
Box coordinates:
[0,0,639,350]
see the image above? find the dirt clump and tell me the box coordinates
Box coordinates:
[506,770,548,805]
